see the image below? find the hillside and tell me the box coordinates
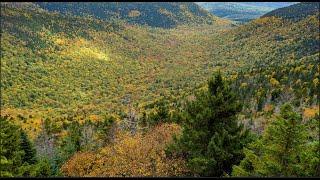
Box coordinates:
[1,2,319,178]
[262,2,320,20]
[1,2,319,135]
[34,2,222,28]
[197,2,297,23]
[1,4,233,132]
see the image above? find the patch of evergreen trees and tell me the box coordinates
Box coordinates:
[232,104,320,177]
[167,72,251,176]
[0,116,53,177]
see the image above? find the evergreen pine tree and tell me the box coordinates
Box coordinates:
[232,103,319,177]
[0,116,24,177]
[20,131,37,165]
[167,72,250,177]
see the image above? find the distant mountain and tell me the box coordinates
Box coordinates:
[237,2,298,9]
[196,2,298,23]
[34,2,220,28]
[262,2,319,21]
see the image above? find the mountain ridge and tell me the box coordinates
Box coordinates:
[262,2,320,20]
[32,2,224,28]
[196,2,298,23]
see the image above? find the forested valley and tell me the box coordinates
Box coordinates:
[0,2,319,177]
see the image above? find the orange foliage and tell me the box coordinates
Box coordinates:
[303,106,319,119]
[61,123,189,177]
[263,104,274,113]
[88,114,101,123]
[60,152,96,177]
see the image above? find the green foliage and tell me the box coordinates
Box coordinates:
[143,99,171,126]
[0,116,51,177]
[35,2,217,29]
[0,116,25,177]
[0,2,319,177]
[20,131,37,165]
[232,53,319,114]
[30,157,54,177]
[50,121,82,174]
[262,2,320,21]
[167,73,250,176]
[96,115,116,145]
[232,103,319,177]
[1,4,318,123]
[47,116,116,175]
[53,136,79,174]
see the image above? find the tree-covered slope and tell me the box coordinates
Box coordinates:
[0,4,232,129]
[1,2,319,178]
[0,1,318,141]
[34,2,221,28]
[262,2,320,20]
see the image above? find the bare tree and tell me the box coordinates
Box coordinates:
[120,103,139,135]
[80,121,95,151]
[35,119,56,159]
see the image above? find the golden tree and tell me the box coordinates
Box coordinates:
[61,123,189,177]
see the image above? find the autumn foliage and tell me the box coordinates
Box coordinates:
[60,123,189,177]
[1,2,319,178]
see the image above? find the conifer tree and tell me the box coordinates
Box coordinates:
[167,72,249,177]
[0,116,24,177]
[232,103,319,177]
[20,131,37,165]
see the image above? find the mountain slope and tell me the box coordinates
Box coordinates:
[1,3,319,139]
[1,5,232,124]
[262,2,320,20]
[34,2,221,28]
[1,2,319,178]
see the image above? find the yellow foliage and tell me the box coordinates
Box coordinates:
[254,16,282,26]
[88,114,101,123]
[59,130,69,138]
[61,123,189,177]
[128,10,141,17]
[158,8,173,17]
[60,152,96,177]
[0,108,43,140]
[54,38,66,46]
[240,83,248,88]
[54,37,109,61]
[303,106,319,119]
[270,77,280,86]
[313,78,319,86]
[294,66,302,72]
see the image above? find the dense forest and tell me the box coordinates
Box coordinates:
[35,2,221,28]
[262,2,319,20]
[0,2,319,177]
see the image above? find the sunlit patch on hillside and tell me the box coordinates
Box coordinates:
[57,38,109,61]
